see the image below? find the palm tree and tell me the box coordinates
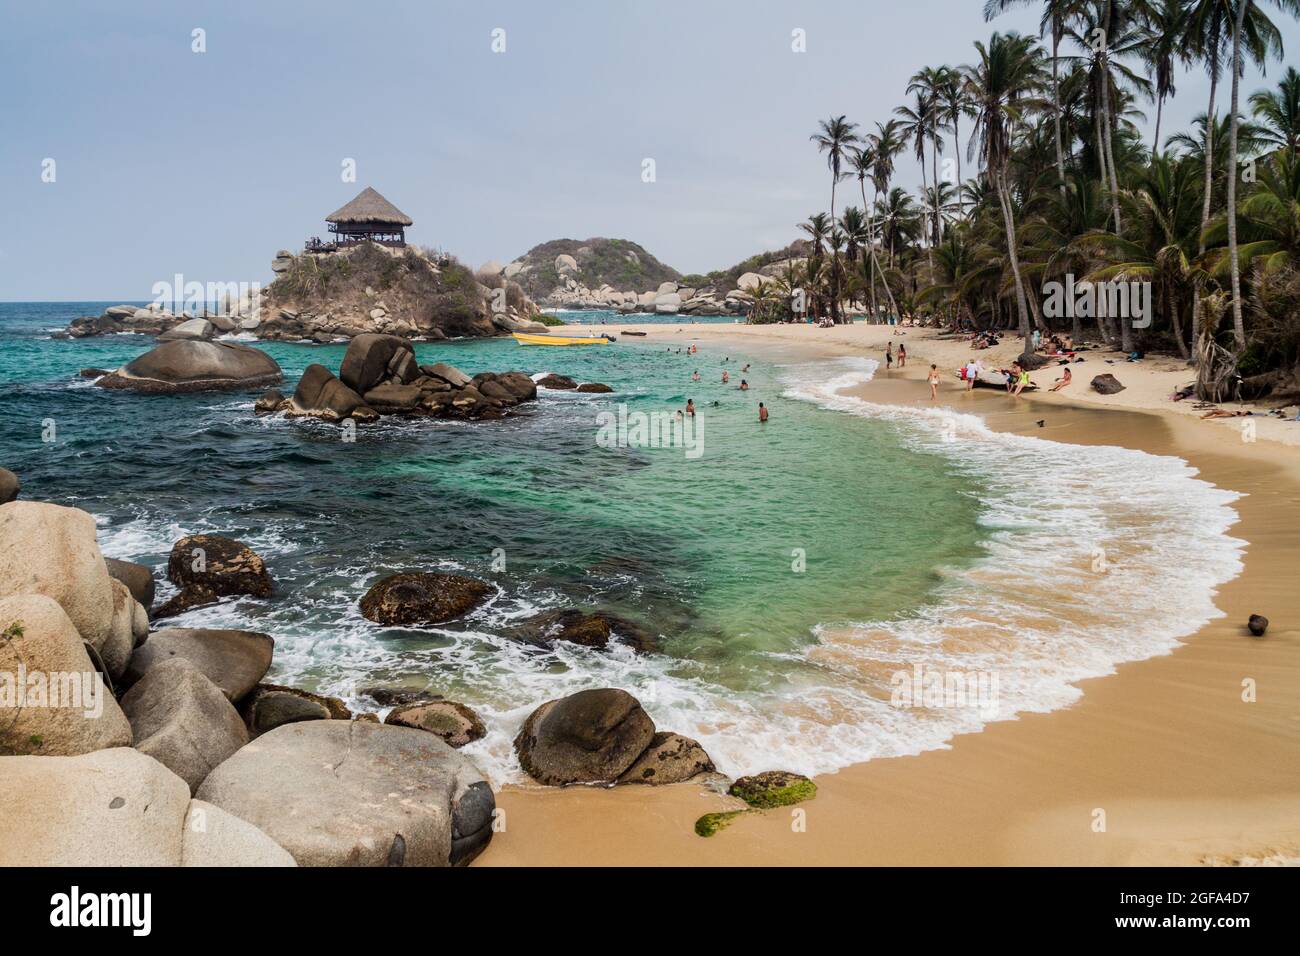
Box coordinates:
[811,115,862,321]
[799,212,831,317]
[896,89,940,262]
[1250,65,1300,156]
[1225,0,1299,349]
[1183,0,1282,346]
[966,32,1045,353]
[1204,150,1300,275]
[874,188,921,270]
[1143,0,1191,158]
[936,66,974,216]
[985,0,1079,197]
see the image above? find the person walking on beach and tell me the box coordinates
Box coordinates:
[965,358,980,391]
[927,364,941,400]
[758,402,769,423]
[898,342,907,368]
[885,343,893,371]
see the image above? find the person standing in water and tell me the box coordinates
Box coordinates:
[686,398,696,416]
[739,379,749,390]
[758,402,769,423]
[692,370,700,382]
[898,342,907,368]
[722,370,730,384]
[885,342,894,370]
[927,364,941,400]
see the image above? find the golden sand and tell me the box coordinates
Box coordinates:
[478,322,1300,867]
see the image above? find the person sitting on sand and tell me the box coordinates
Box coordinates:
[722,370,730,384]
[1050,367,1072,392]
[758,402,769,423]
[739,379,749,391]
[928,364,941,400]
[1012,364,1031,397]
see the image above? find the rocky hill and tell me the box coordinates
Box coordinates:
[496,238,681,307]
[479,237,810,316]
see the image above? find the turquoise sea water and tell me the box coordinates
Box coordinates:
[0,303,1246,780]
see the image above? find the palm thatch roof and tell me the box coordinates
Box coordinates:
[325,187,413,226]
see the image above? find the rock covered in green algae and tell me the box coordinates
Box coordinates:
[694,810,750,838]
[728,770,817,809]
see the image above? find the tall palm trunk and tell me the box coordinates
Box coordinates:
[1152,95,1165,157]
[952,118,966,217]
[1226,0,1249,349]
[995,170,1031,351]
[931,139,943,243]
[1191,70,1220,354]
[829,179,840,323]
[1052,23,1067,197]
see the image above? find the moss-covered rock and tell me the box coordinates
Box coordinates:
[728,770,817,809]
[694,810,750,838]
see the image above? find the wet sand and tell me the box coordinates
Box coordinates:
[478,324,1300,866]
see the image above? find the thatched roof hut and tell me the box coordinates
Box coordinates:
[325,187,412,247]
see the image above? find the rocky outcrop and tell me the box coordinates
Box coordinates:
[500,238,681,308]
[155,533,271,619]
[0,747,294,866]
[197,720,496,866]
[514,688,656,786]
[241,683,352,737]
[63,304,188,339]
[96,341,283,394]
[0,594,134,756]
[617,732,716,786]
[158,318,216,342]
[536,373,577,390]
[282,340,537,425]
[120,657,249,793]
[385,699,486,748]
[359,572,492,626]
[123,628,274,703]
[253,243,540,343]
[285,363,378,423]
[0,468,18,504]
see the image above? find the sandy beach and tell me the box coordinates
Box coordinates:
[479,321,1300,867]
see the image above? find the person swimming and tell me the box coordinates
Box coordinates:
[692,370,700,382]
[758,402,768,423]
[739,379,749,390]
[722,370,730,384]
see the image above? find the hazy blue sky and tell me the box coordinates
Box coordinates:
[1,0,1295,299]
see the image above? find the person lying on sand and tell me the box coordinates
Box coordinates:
[1050,367,1072,392]
[1200,409,1254,420]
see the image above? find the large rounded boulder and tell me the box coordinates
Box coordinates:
[359,572,492,626]
[339,334,417,394]
[123,627,274,703]
[96,340,283,393]
[0,501,118,653]
[288,363,378,423]
[196,720,496,866]
[0,594,133,756]
[166,533,272,600]
[513,688,656,786]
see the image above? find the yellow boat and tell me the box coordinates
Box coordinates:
[512,331,612,346]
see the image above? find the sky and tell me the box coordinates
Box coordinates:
[1,0,1296,300]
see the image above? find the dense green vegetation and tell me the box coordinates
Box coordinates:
[787,0,1300,401]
